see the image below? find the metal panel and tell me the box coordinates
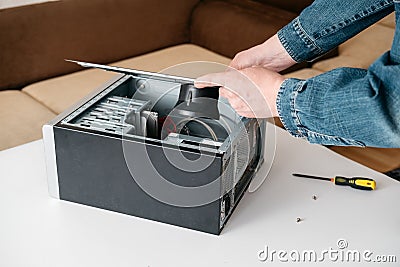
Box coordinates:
[42,124,59,199]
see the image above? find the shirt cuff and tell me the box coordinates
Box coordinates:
[277,17,322,63]
[276,78,307,139]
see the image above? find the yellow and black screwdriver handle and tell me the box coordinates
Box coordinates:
[333,176,376,190]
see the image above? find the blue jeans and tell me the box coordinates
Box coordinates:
[276,0,400,147]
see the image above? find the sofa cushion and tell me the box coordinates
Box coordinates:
[313,23,395,71]
[377,12,396,29]
[0,91,56,150]
[23,44,231,114]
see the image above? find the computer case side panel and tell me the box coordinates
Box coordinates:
[53,126,223,235]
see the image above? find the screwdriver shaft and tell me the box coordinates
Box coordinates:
[292,173,331,181]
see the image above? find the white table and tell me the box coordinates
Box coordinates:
[1,125,399,267]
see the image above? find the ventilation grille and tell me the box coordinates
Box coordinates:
[220,125,251,195]
[235,126,250,182]
[221,157,234,195]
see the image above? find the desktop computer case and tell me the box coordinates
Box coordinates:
[43,71,265,235]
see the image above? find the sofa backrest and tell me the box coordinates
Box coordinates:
[0,0,200,90]
[254,0,314,13]
[190,0,306,58]
[0,0,316,91]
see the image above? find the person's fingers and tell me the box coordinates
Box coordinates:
[193,81,215,88]
[194,72,228,88]
[232,100,251,112]
[229,45,264,70]
[219,87,237,99]
[225,93,251,112]
[219,88,241,105]
[221,89,248,110]
[229,55,241,69]
[196,70,244,94]
[230,101,256,118]
[229,51,252,70]
[225,89,259,116]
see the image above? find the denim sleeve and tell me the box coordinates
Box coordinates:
[276,53,400,147]
[276,2,400,148]
[277,0,394,62]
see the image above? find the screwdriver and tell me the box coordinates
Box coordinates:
[292,173,376,191]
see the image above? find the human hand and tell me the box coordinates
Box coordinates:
[194,67,285,118]
[230,34,296,72]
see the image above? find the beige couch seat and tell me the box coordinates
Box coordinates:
[0,91,56,150]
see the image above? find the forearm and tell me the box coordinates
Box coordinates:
[278,0,394,63]
[276,52,400,147]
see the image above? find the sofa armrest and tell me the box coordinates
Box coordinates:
[0,0,200,90]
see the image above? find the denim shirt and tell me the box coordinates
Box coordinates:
[276,0,400,147]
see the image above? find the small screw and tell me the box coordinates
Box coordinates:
[296,217,301,223]
[312,195,317,200]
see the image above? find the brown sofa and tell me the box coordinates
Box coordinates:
[0,0,399,172]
